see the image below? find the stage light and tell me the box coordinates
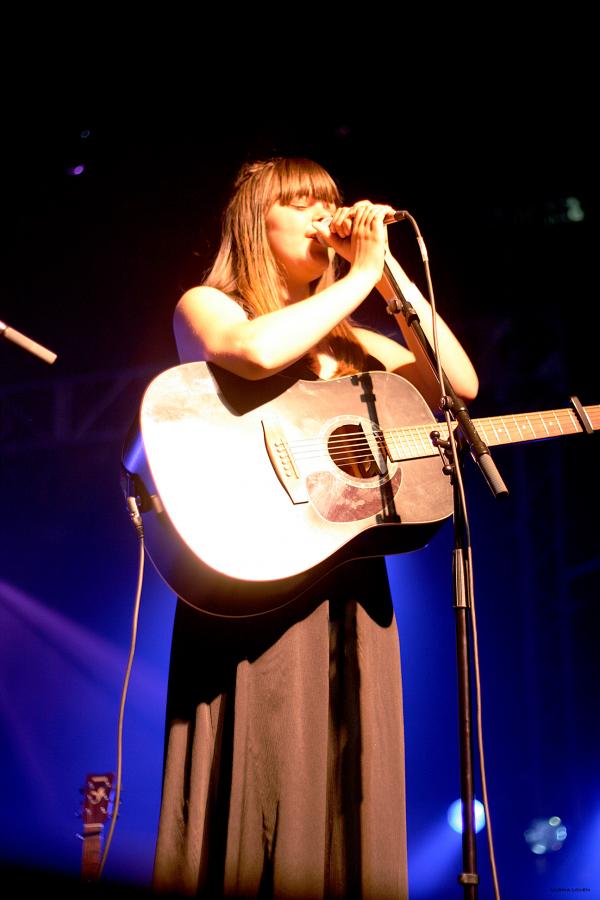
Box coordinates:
[66,164,85,176]
[447,799,486,834]
[566,197,584,222]
[524,816,568,854]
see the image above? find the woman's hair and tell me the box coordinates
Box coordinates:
[204,157,369,376]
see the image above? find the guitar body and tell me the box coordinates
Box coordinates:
[123,362,453,617]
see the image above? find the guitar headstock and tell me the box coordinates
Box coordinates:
[81,773,115,833]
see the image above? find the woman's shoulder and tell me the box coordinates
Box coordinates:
[177,285,242,310]
[352,325,415,373]
[173,286,251,365]
[175,286,250,323]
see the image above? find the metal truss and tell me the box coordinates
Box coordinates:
[0,365,161,454]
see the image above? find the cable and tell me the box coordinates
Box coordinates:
[97,497,145,879]
[467,548,502,900]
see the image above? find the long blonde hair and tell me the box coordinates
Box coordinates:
[204,158,369,376]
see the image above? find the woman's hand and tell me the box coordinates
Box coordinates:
[314,200,396,282]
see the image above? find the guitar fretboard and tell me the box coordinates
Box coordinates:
[81,829,102,882]
[385,404,600,461]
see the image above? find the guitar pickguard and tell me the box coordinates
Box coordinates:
[306,467,403,523]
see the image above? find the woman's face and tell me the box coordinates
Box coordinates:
[265,196,335,290]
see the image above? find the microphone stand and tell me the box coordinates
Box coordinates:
[383,256,506,900]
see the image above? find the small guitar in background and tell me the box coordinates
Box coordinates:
[78,772,115,882]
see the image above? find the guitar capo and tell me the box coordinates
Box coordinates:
[570,396,594,435]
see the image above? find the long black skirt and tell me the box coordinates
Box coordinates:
[153,558,408,899]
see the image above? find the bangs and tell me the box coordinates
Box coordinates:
[274,158,342,208]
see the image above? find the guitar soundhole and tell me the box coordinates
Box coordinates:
[328,424,384,479]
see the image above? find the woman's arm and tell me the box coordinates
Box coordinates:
[375,253,479,406]
[174,205,389,380]
[322,201,479,406]
[174,271,374,379]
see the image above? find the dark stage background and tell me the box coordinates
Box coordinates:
[1,111,598,898]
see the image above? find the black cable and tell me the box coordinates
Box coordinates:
[98,497,145,879]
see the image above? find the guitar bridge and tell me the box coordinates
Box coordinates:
[262,418,309,505]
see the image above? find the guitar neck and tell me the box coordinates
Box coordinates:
[386,404,600,460]
[81,827,103,881]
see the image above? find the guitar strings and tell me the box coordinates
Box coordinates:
[288,431,440,463]
[269,404,598,474]
[285,406,596,449]
[284,407,594,461]
[288,428,434,453]
[287,426,431,450]
[289,434,441,466]
[288,409,590,451]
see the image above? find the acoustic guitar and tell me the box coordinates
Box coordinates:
[122,362,598,617]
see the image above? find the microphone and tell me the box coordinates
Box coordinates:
[0,319,57,364]
[381,210,410,224]
[315,210,410,245]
